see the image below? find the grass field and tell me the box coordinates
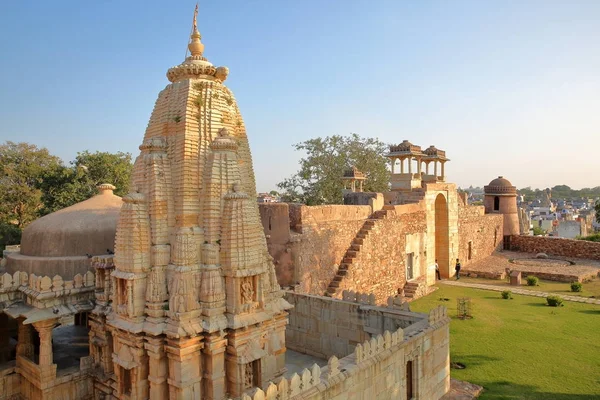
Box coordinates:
[410,286,600,400]
[458,276,600,299]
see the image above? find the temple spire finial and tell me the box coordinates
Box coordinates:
[188,3,204,57]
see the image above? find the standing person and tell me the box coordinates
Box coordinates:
[455,258,461,280]
[435,259,441,280]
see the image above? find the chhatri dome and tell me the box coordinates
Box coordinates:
[4,184,122,279]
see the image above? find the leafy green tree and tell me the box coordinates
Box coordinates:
[278,134,390,205]
[0,142,62,228]
[38,151,132,214]
[595,200,600,224]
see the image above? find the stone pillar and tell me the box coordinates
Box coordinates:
[400,157,404,174]
[33,320,55,367]
[16,319,34,359]
[145,337,169,400]
[441,162,445,180]
[425,162,430,175]
[166,337,203,400]
[434,161,438,177]
[202,333,227,400]
[408,158,412,174]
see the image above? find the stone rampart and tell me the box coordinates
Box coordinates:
[240,292,450,400]
[509,235,600,259]
[332,211,427,303]
[457,209,503,266]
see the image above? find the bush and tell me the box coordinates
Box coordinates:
[526,276,539,286]
[570,282,583,292]
[577,233,600,242]
[501,290,512,299]
[546,295,564,307]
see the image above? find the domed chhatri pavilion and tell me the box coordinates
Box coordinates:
[5,184,122,279]
[0,8,453,400]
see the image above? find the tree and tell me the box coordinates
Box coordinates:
[0,142,62,228]
[277,134,390,205]
[38,150,132,215]
[595,200,600,224]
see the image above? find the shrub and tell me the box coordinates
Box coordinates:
[526,276,539,286]
[501,290,512,299]
[570,282,583,292]
[546,295,564,307]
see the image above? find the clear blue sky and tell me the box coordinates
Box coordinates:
[1,1,599,192]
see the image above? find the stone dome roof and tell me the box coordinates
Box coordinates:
[20,184,123,257]
[484,176,516,195]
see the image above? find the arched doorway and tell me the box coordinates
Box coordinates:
[435,193,450,278]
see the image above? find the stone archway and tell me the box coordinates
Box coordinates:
[435,193,450,278]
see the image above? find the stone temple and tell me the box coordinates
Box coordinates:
[0,9,482,400]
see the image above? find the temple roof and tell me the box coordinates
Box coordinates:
[388,140,423,156]
[342,167,366,180]
[20,184,122,257]
[166,5,229,83]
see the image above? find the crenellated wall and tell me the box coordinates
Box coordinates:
[509,235,600,259]
[238,291,450,400]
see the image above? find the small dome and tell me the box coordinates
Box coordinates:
[20,184,123,257]
[484,176,516,195]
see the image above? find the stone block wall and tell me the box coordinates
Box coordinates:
[0,364,20,400]
[509,235,600,259]
[333,211,428,303]
[457,205,503,266]
[288,205,373,294]
[242,292,450,400]
[259,203,295,286]
[284,291,429,360]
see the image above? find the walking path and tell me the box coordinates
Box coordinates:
[439,280,600,305]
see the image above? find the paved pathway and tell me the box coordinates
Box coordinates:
[439,280,600,305]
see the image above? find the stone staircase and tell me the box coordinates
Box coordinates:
[402,279,429,301]
[325,209,392,297]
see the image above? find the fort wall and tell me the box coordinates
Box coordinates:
[509,235,600,259]
[457,205,504,266]
[243,292,450,400]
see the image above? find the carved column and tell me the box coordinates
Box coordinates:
[16,319,34,359]
[202,332,227,400]
[145,337,169,400]
[166,337,203,400]
[33,319,56,367]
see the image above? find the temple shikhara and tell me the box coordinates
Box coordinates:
[0,7,503,400]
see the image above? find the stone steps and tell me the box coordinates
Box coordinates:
[325,210,389,297]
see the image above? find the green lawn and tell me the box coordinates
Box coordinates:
[459,276,600,299]
[410,286,600,400]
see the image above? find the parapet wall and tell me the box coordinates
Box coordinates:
[509,235,600,259]
[242,292,450,400]
[284,291,426,360]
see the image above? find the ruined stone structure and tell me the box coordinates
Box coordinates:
[0,9,452,400]
[261,146,505,304]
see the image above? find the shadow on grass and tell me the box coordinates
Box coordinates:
[451,354,500,368]
[525,302,547,307]
[479,381,600,400]
[578,309,600,315]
